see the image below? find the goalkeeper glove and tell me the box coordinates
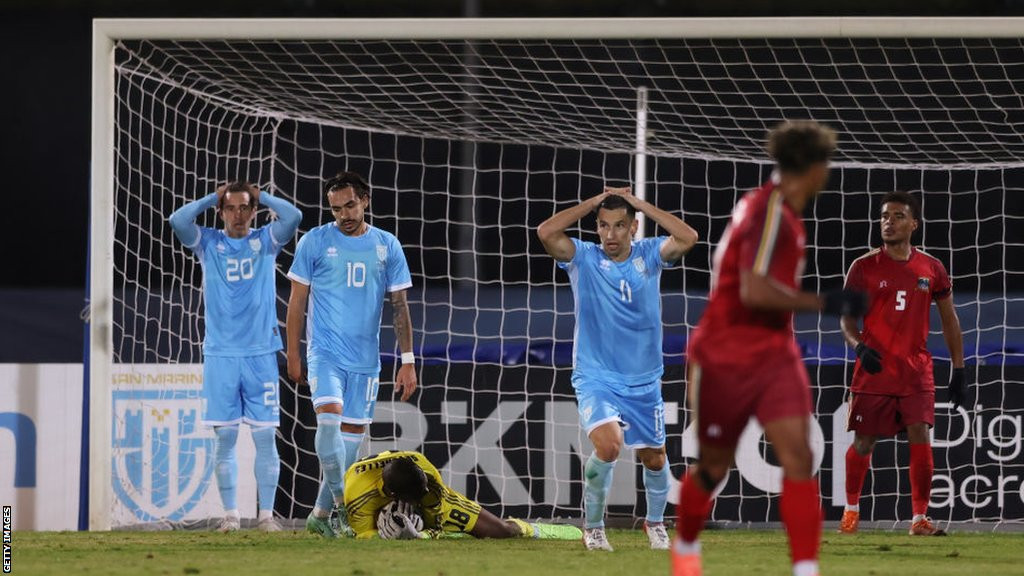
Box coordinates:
[394,514,422,540]
[855,342,883,374]
[948,367,966,409]
[822,289,868,317]
[377,509,405,540]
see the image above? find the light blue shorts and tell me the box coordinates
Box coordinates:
[203,353,280,427]
[572,376,665,449]
[308,354,380,425]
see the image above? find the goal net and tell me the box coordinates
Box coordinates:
[91,18,1024,530]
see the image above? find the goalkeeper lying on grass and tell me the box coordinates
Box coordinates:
[343,450,582,541]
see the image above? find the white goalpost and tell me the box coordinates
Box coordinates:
[91,17,1024,531]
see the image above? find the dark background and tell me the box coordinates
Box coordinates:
[3,0,1024,363]
[5,0,1024,290]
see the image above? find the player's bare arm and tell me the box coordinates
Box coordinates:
[937,295,967,407]
[840,314,863,349]
[285,279,310,384]
[604,186,698,261]
[841,313,883,374]
[391,288,418,402]
[537,191,609,261]
[739,269,823,312]
[936,296,965,369]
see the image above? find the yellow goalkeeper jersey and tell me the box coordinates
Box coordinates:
[343,450,481,539]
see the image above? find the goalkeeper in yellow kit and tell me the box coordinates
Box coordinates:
[344,450,582,540]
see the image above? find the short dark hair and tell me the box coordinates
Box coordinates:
[766,120,837,173]
[324,171,370,199]
[218,180,257,211]
[595,194,636,219]
[880,190,921,221]
[382,457,428,502]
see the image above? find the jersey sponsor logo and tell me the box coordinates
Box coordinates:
[632,257,646,276]
[599,259,611,272]
[917,277,930,291]
[112,389,214,522]
[326,246,338,258]
[879,280,887,288]
[249,238,261,252]
[216,242,226,253]
[707,424,722,438]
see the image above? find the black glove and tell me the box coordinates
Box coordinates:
[948,367,966,409]
[823,289,868,317]
[855,342,883,374]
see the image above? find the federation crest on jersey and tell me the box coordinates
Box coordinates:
[249,238,262,252]
[632,257,646,276]
[377,244,387,262]
[112,388,214,523]
[917,277,930,291]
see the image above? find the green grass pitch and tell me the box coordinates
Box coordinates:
[11,528,1022,575]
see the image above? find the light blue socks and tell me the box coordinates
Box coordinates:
[251,426,280,516]
[584,454,615,529]
[643,465,669,524]
[213,426,240,512]
[314,413,347,513]
[341,432,364,474]
[315,429,364,512]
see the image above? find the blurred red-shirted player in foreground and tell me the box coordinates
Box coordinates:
[672,120,866,576]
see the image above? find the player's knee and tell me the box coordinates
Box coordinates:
[341,423,366,434]
[315,403,343,415]
[696,465,726,491]
[594,444,620,462]
[853,436,876,456]
[639,450,666,471]
[779,447,814,479]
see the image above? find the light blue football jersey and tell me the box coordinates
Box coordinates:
[558,237,672,385]
[288,223,412,373]
[190,225,285,356]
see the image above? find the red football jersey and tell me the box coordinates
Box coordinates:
[844,246,952,395]
[689,179,807,365]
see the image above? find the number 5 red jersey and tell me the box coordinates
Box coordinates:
[844,246,952,396]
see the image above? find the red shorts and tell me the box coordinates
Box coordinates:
[846,391,934,437]
[687,352,812,448]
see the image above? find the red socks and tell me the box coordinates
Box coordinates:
[845,445,871,507]
[781,477,822,564]
[909,443,933,517]
[675,470,713,543]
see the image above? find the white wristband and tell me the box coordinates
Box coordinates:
[401,352,415,365]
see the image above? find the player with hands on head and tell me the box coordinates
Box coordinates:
[343,451,583,541]
[168,180,302,532]
[285,171,418,538]
[538,184,699,552]
[672,120,863,576]
[838,190,966,536]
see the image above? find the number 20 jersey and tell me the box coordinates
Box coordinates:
[287,223,412,373]
[844,246,952,395]
[190,225,284,356]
